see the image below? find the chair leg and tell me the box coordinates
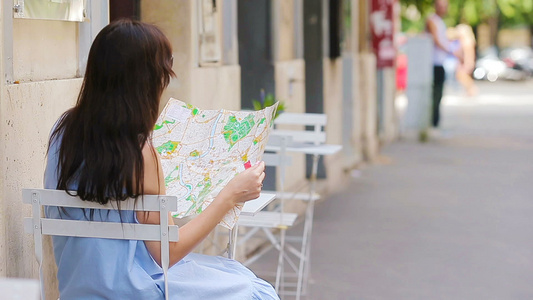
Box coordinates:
[243,243,275,266]
[295,153,319,300]
[302,199,316,296]
[228,225,239,259]
[221,228,231,259]
[32,192,46,300]
[276,139,289,294]
[232,224,239,258]
[274,228,286,293]
[295,199,314,300]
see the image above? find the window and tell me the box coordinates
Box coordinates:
[13,0,87,22]
[197,0,221,66]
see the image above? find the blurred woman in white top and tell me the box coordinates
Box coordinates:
[426,0,461,128]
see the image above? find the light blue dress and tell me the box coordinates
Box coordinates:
[44,132,279,300]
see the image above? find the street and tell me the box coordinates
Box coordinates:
[307,80,533,299]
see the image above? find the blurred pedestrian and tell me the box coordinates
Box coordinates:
[455,24,478,96]
[426,0,461,128]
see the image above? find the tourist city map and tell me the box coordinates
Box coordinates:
[152,98,278,228]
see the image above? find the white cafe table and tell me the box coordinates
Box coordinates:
[266,142,342,156]
[241,193,276,216]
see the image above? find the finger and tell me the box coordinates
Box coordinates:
[252,160,264,168]
[258,171,266,183]
[253,161,265,173]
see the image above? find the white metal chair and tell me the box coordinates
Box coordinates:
[266,112,342,299]
[236,134,297,293]
[22,189,179,300]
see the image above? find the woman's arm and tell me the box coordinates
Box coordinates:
[137,143,265,267]
[462,41,476,72]
[426,18,449,53]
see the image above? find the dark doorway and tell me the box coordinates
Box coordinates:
[110,0,140,22]
[329,0,342,59]
[304,0,324,115]
[237,0,276,109]
[303,0,327,178]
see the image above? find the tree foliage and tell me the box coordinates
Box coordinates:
[400,0,533,32]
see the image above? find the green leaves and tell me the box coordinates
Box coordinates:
[252,99,263,111]
[274,101,286,119]
[497,0,533,26]
[251,92,286,119]
[400,0,533,29]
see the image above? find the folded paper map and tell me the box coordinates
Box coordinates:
[152,98,278,229]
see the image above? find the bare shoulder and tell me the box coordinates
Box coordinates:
[426,17,438,37]
[142,142,166,195]
[426,16,435,28]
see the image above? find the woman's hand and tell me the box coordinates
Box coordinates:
[140,146,266,267]
[218,161,266,206]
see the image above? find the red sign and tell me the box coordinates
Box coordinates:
[371,0,396,68]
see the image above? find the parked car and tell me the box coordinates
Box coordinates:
[473,47,530,81]
[500,47,533,77]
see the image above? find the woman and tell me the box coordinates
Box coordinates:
[455,24,478,97]
[45,19,279,299]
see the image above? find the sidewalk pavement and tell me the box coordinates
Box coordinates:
[305,81,533,299]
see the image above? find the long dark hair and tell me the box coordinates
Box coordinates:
[49,19,175,204]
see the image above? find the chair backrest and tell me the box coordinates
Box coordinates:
[274,112,327,127]
[263,135,293,168]
[264,135,293,188]
[262,152,292,167]
[0,278,40,300]
[22,188,179,300]
[273,112,327,145]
